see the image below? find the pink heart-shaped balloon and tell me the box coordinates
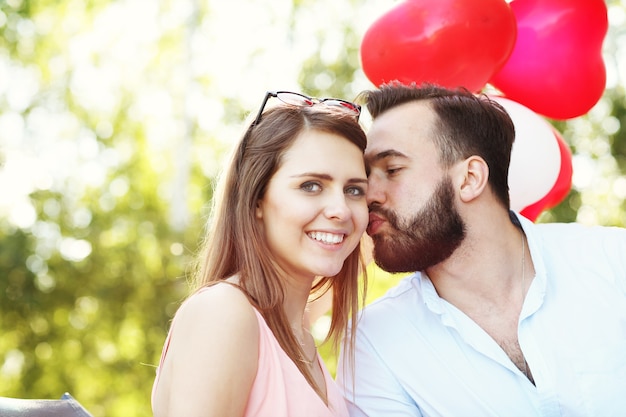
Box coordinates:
[360,0,517,92]
[490,0,608,120]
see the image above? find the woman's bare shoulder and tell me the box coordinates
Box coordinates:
[155,282,260,415]
[175,282,259,335]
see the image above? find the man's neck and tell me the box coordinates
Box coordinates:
[426,214,528,313]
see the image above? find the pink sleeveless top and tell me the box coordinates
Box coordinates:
[152,306,349,417]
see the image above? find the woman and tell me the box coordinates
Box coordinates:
[152,91,369,416]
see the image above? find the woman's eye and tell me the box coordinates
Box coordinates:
[387,167,402,176]
[345,186,366,197]
[301,182,322,192]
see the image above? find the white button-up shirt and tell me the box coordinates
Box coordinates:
[337,213,626,417]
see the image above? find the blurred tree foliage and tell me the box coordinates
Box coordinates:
[1,0,626,416]
[0,0,211,415]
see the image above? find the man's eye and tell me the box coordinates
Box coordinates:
[301,182,322,192]
[387,167,402,176]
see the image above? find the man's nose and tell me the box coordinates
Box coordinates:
[366,174,386,207]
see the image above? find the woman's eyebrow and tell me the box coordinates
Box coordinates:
[290,173,368,183]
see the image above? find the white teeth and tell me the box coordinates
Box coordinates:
[308,232,344,244]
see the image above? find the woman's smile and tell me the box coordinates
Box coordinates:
[307,231,346,245]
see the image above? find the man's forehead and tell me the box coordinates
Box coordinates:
[365,101,435,158]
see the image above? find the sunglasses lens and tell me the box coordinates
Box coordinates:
[321,99,361,115]
[276,92,314,107]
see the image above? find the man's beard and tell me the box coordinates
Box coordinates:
[371,177,466,273]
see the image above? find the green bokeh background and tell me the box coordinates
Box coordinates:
[2,1,626,415]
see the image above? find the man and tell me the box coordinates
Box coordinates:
[337,83,626,417]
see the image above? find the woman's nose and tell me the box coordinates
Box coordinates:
[324,193,352,220]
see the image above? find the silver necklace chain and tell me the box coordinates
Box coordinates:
[521,231,526,309]
[293,326,316,366]
[520,232,533,383]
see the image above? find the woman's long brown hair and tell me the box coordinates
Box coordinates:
[191,103,368,401]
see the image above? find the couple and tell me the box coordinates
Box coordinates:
[151,83,626,417]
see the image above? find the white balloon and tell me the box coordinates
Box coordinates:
[490,96,561,211]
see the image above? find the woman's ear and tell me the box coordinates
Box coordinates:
[255,200,263,219]
[458,156,489,203]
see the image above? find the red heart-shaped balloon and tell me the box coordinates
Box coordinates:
[360,0,517,92]
[490,0,608,120]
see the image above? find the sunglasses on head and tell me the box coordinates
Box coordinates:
[251,90,361,127]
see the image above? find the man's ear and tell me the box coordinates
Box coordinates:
[457,156,489,203]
